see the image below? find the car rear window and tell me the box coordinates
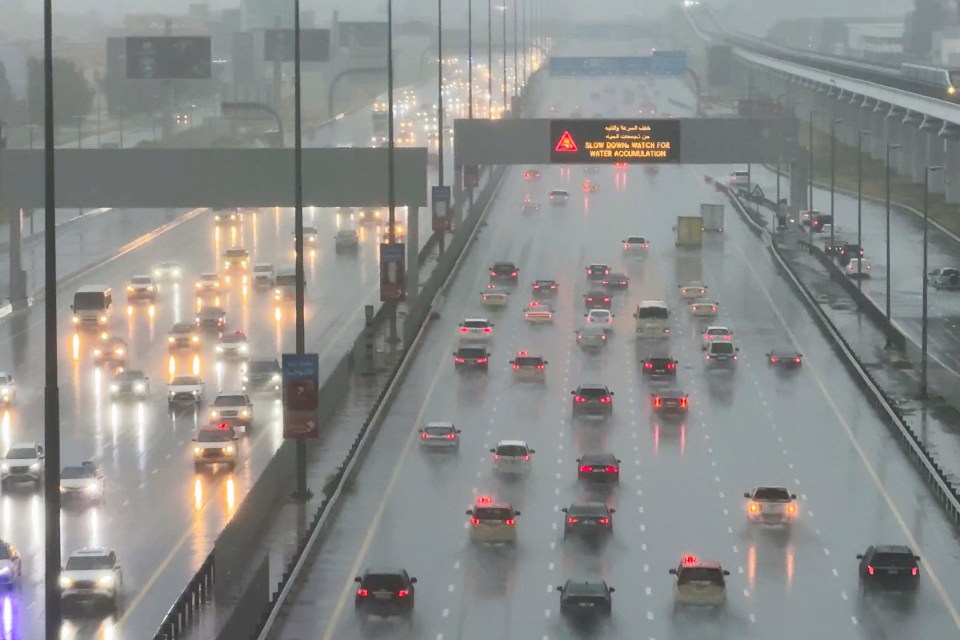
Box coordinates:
[6,448,37,460]
[474,508,514,521]
[579,388,609,397]
[254,265,273,273]
[214,395,247,406]
[248,361,279,374]
[362,574,406,590]
[424,426,453,436]
[626,237,646,243]
[458,348,487,358]
[678,568,725,584]
[569,504,608,517]
[711,343,735,354]
[496,445,528,457]
[550,190,568,196]
[753,487,791,500]
[463,320,489,328]
[515,357,541,366]
[872,553,916,567]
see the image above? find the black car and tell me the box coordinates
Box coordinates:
[837,243,864,265]
[651,389,689,414]
[577,453,620,483]
[453,346,490,369]
[242,359,282,393]
[811,213,833,231]
[767,349,802,369]
[557,580,614,618]
[571,384,614,416]
[641,356,678,379]
[823,240,845,256]
[354,568,417,617]
[489,262,519,282]
[563,502,615,539]
[586,264,611,281]
[583,291,612,310]
[601,273,629,289]
[857,545,920,594]
[532,279,558,295]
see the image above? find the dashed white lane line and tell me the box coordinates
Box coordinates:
[447,584,455,592]
[749,613,756,623]
[453,561,460,569]
[852,616,859,626]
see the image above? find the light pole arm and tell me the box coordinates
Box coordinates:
[220,101,284,147]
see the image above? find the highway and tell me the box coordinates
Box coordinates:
[0,78,461,639]
[266,72,960,640]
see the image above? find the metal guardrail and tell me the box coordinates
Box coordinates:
[152,552,215,640]
[720,180,960,529]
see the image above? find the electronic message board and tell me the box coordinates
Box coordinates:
[550,119,680,164]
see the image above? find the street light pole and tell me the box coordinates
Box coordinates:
[921,164,943,399]
[885,143,901,348]
[388,0,396,245]
[513,0,518,97]
[468,0,473,119]
[437,0,444,187]
[487,0,492,116]
[808,109,817,215]
[856,129,872,280]
[521,0,526,87]
[830,118,841,249]
[502,3,507,111]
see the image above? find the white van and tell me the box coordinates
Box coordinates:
[273,267,303,301]
[634,300,670,339]
[71,285,113,328]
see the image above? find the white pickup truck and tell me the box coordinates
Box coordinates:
[167,375,204,410]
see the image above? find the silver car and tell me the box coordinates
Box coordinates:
[418,422,461,451]
[576,325,607,349]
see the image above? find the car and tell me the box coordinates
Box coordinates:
[585,309,614,331]
[767,349,802,368]
[301,226,319,245]
[60,548,123,613]
[928,267,960,290]
[0,541,22,586]
[0,373,15,405]
[358,208,383,224]
[453,346,490,369]
[490,440,534,475]
[489,262,519,282]
[531,279,558,295]
[520,201,541,214]
[523,168,541,180]
[354,569,416,618]
[613,162,628,168]
[678,281,707,298]
[823,239,845,256]
[583,291,611,310]
[548,104,559,113]
[857,545,921,594]
[167,375,204,409]
[811,213,833,231]
[196,306,227,330]
[193,422,239,471]
[562,502,615,539]
[213,209,240,226]
[576,453,620,483]
[651,389,689,415]
[242,359,282,393]
[836,242,864,265]
[509,351,547,381]
[1,442,45,489]
[744,486,798,526]
[466,496,520,543]
[702,326,733,350]
[194,272,222,294]
[570,106,583,117]
[705,341,738,368]
[168,322,202,351]
[459,318,494,341]
[335,229,360,251]
[223,247,250,270]
[152,261,183,280]
[586,264,611,281]
[548,190,569,204]
[669,555,729,609]
[418,422,461,451]
[689,301,719,318]
[252,263,276,288]
[480,285,510,308]
[380,221,406,243]
[641,356,678,379]
[125,275,157,302]
[730,170,749,187]
[92,336,127,367]
[557,580,614,618]
[60,461,105,504]
[601,273,629,289]
[208,393,254,431]
[576,325,608,349]
[109,370,150,399]
[800,209,820,227]
[215,330,250,360]
[571,384,614,416]
[845,258,872,278]
[518,301,553,323]
[581,179,600,193]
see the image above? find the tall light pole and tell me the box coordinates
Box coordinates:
[501,3,507,111]
[885,143,901,348]
[487,0,492,116]
[809,108,818,213]
[388,0,396,244]
[829,118,842,249]
[512,0,518,97]
[856,129,872,280]
[436,0,444,186]
[921,165,943,399]
[521,0,526,87]
[468,0,473,119]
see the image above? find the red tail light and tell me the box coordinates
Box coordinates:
[523,454,530,461]
[711,306,717,312]
[599,396,612,403]
[397,590,409,598]
[505,519,515,525]
[357,588,369,597]
[604,298,610,303]
[599,517,609,524]
[654,396,662,408]
[770,357,778,363]
[512,364,520,370]
[912,566,919,576]
[470,518,480,525]
[586,298,594,302]
[537,364,544,370]
[511,271,517,276]
[644,362,653,369]
[604,466,618,472]
[574,396,586,403]
[493,454,499,460]
[460,327,468,333]
[445,433,456,439]
[794,358,801,364]
[867,565,875,576]
[420,432,429,439]
[667,363,676,369]
[679,397,688,408]
[533,284,540,289]
[477,357,488,364]
[624,243,630,249]
[567,517,578,524]
[454,357,465,363]
[490,271,496,276]
[482,327,492,333]
[579,465,593,472]
[642,243,649,248]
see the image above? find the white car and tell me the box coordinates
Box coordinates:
[334,229,359,251]
[60,548,123,613]
[729,170,749,187]
[126,275,157,302]
[845,258,872,278]
[744,486,798,526]
[585,309,614,331]
[208,392,254,431]
[622,236,649,253]
[1,442,45,489]
[0,372,16,404]
[0,541,22,587]
[459,318,494,341]
[669,555,729,609]
[702,326,733,350]
[548,190,569,204]
[523,301,554,323]
[491,440,534,475]
[418,422,461,451]
[167,375,205,409]
[679,281,707,299]
[215,330,250,360]
[195,272,221,293]
[252,263,276,288]
[59,461,105,503]
[481,286,510,308]
[152,261,183,280]
[193,423,239,470]
[689,301,719,318]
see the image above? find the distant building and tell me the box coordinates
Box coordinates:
[933,25,960,64]
[767,17,903,62]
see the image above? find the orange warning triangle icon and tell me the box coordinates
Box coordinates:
[555,130,578,152]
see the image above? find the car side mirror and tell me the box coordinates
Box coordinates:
[456,429,462,434]
[115,564,123,572]
[570,390,575,395]
[735,348,740,352]
[723,570,730,576]
[576,458,582,463]
[192,438,198,443]
[544,361,549,365]
[529,449,535,454]
[354,576,362,583]
[514,510,521,516]
[856,554,864,560]
[915,555,921,561]
[668,568,677,575]
[609,508,616,514]
[466,510,473,515]
[609,391,615,396]
[233,436,239,441]
[616,459,621,464]
[37,446,44,455]
[608,587,615,593]
[561,507,568,513]
[556,586,564,593]
[791,494,797,500]
[489,449,496,453]
[410,577,417,584]
[490,323,495,327]
[417,428,424,433]
[509,361,515,365]
[743,492,751,498]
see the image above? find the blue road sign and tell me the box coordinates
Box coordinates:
[432,185,451,202]
[380,243,405,262]
[549,53,686,77]
[282,353,320,439]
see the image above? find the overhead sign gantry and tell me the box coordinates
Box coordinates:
[550,119,681,163]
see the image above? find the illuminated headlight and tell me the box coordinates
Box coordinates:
[147,285,155,291]
[115,348,125,356]
[195,283,202,289]
[225,445,235,454]
[271,373,281,382]
[85,482,99,494]
[134,383,146,393]
[59,577,74,589]
[153,270,161,277]
[97,575,115,587]
[99,315,107,323]
[192,336,200,343]
[72,317,80,324]
[193,446,202,455]
[239,345,248,353]
[126,286,134,293]
[93,349,103,357]
[167,336,175,343]
[173,269,182,276]
[29,463,39,471]
[274,290,281,299]
[209,410,219,418]
[59,485,67,493]
[224,262,230,270]
[215,345,225,353]
[0,464,8,473]
[240,409,250,417]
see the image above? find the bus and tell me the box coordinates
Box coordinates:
[633,300,670,339]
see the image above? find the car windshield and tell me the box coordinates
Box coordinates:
[115,371,144,381]
[198,429,234,443]
[199,275,218,282]
[496,445,528,456]
[515,357,541,366]
[225,249,247,257]
[221,334,246,343]
[249,361,279,374]
[474,508,514,521]
[579,388,609,397]
[201,308,224,316]
[754,487,791,500]
[131,276,152,285]
[65,555,112,571]
[61,466,95,479]
[171,376,199,385]
[254,265,273,273]
[873,552,917,567]
[6,448,36,460]
[172,324,194,334]
[362,574,406,590]
[214,395,247,406]
[0,546,10,560]
[550,191,567,196]
[711,343,735,355]
[678,568,724,584]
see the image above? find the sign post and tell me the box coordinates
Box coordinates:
[431,185,452,232]
[463,165,480,189]
[549,119,681,164]
[282,353,319,439]
[379,242,406,301]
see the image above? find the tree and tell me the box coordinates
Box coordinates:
[26,57,94,126]
[0,60,25,127]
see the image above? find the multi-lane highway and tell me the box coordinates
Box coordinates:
[266,73,960,640]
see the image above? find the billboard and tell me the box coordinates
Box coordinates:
[126,36,212,79]
[549,119,681,164]
[379,242,406,302]
[282,353,320,439]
